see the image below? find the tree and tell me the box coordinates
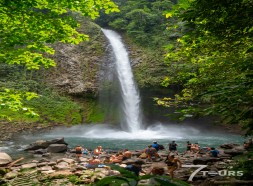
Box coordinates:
[0,0,119,118]
[95,0,172,48]
[158,0,253,135]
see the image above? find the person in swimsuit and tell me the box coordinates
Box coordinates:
[111,151,124,163]
[168,141,178,155]
[93,146,103,155]
[145,145,159,162]
[123,149,132,160]
[86,156,102,169]
[125,160,145,176]
[75,145,83,159]
[164,155,182,178]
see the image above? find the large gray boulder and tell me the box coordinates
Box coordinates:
[0,152,12,166]
[47,144,67,153]
[24,138,68,151]
[24,140,50,151]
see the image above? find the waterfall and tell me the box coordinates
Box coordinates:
[101,29,142,132]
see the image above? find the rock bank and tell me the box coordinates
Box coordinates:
[1,140,253,186]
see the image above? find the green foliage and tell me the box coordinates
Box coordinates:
[233,149,253,180]
[0,62,83,124]
[0,88,39,120]
[159,0,253,134]
[96,0,172,48]
[0,0,119,119]
[95,164,189,186]
[68,175,83,184]
[0,0,119,69]
[27,93,83,125]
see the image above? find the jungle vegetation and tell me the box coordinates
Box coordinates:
[157,0,253,135]
[0,0,252,135]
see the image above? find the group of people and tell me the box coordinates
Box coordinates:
[167,140,220,158]
[73,140,222,179]
[75,145,133,164]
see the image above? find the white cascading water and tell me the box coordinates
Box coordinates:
[2,30,243,156]
[101,29,142,132]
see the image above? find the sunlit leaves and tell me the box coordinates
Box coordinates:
[0,89,39,119]
[0,0,119,69]
[0,0,119,119]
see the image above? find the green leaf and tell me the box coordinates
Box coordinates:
[246,47,253,53]
[95,176,130,186]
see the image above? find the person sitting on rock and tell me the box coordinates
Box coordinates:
[82,147,90,155]
[191,143,200,154]
[103,156,111,164]
[93,146,103,156]
[75,145,83,158]
[208,147,219,157]
[125,160,145,176]
[89,156,101,165]
[145,145,159,162]
[165,155,182,179]
[86,155,101,169]
[111,151,124,163]
[123,149,132,160]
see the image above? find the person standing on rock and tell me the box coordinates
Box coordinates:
[165,155,182,179]
[168,141,178,155]
[152,141,159,151]
[186,141,192,153]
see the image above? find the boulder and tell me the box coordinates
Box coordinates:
[21,163,37,169]
[220,143,240,149]
[34,148,48,154]
[54,162,69,170]
[41,170,55,174]
[223,149,244,156]
[47,144,67,153]
[193,157,221,165]
[48,170,74,178]
[57,158,75,164]
[24,138,68,151]
[47,138,68,145]
[24,140,50,151]
[4,171,19,179]
[0,152,12,166]
[38,165,53,172]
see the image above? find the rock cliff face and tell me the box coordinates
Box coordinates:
[46,19,108,95]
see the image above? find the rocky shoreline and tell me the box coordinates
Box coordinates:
[1,137,253,186]
[0,121,63,142]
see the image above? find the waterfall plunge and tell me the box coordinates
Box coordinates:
[101,29,142,132]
